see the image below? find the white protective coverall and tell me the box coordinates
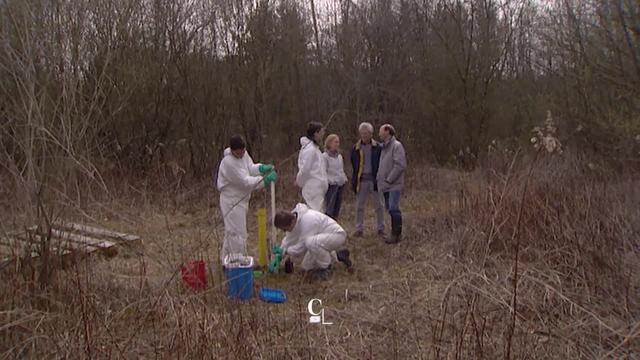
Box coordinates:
[280,203,346,271]
[217,148,264,262]
[296,137,328,212]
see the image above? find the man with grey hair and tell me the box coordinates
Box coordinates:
[350,122,385,238]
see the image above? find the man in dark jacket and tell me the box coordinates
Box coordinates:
[350,122,385,238]
[377,124,407,244]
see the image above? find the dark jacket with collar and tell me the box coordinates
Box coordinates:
[350,139,382,193]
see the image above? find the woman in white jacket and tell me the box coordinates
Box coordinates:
[217,135,277,263]
[274,203,352,281]
[296,122,328,212]
[323,134,348,220]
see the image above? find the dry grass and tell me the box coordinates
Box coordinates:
[1,157,639,359]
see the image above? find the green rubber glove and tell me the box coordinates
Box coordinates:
[268,245,283,273]
[263,171,277,186]
[258,164,273,174]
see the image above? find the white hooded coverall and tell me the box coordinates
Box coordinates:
[296,137,328,212]
[280,203,346,271]
[217,148,264,262]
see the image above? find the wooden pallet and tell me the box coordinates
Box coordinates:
[0,222,141,269]
[0,235,72,269]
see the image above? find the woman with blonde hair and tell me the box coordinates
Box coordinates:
[323,134,348,220]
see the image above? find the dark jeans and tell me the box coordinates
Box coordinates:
[383,191,402,236]
[325,184,344,220]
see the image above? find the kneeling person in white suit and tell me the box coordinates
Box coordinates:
[217,135,277,263]
[274,203,352,280]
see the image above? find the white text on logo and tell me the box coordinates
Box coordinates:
[308,299,333,325]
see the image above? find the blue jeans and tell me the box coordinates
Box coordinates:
[383,191,402,236]
[383,191,401,213]
[325,185,344,220]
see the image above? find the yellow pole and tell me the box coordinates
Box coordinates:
[257,208,267,267]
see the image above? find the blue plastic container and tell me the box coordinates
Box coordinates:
[223,255,254,300]
[258,287,287,303]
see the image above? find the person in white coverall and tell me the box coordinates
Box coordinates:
[274,203,352,281]
[296,122,328,212]
[217,135,277,262]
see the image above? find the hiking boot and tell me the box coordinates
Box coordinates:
[384,233,401,244]
[386,213,402,244]
[311,268,331,281]
[336,249,352,268]
[352,230,363,238]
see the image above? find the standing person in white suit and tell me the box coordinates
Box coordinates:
[296,122,328,212]
[274,203,352,281]
[217,135,277,262]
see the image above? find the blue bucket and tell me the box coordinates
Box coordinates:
[223,255,254,300]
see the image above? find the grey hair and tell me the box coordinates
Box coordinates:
[358,122,374,134]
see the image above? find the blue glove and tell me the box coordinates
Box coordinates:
[258,164,274,174]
